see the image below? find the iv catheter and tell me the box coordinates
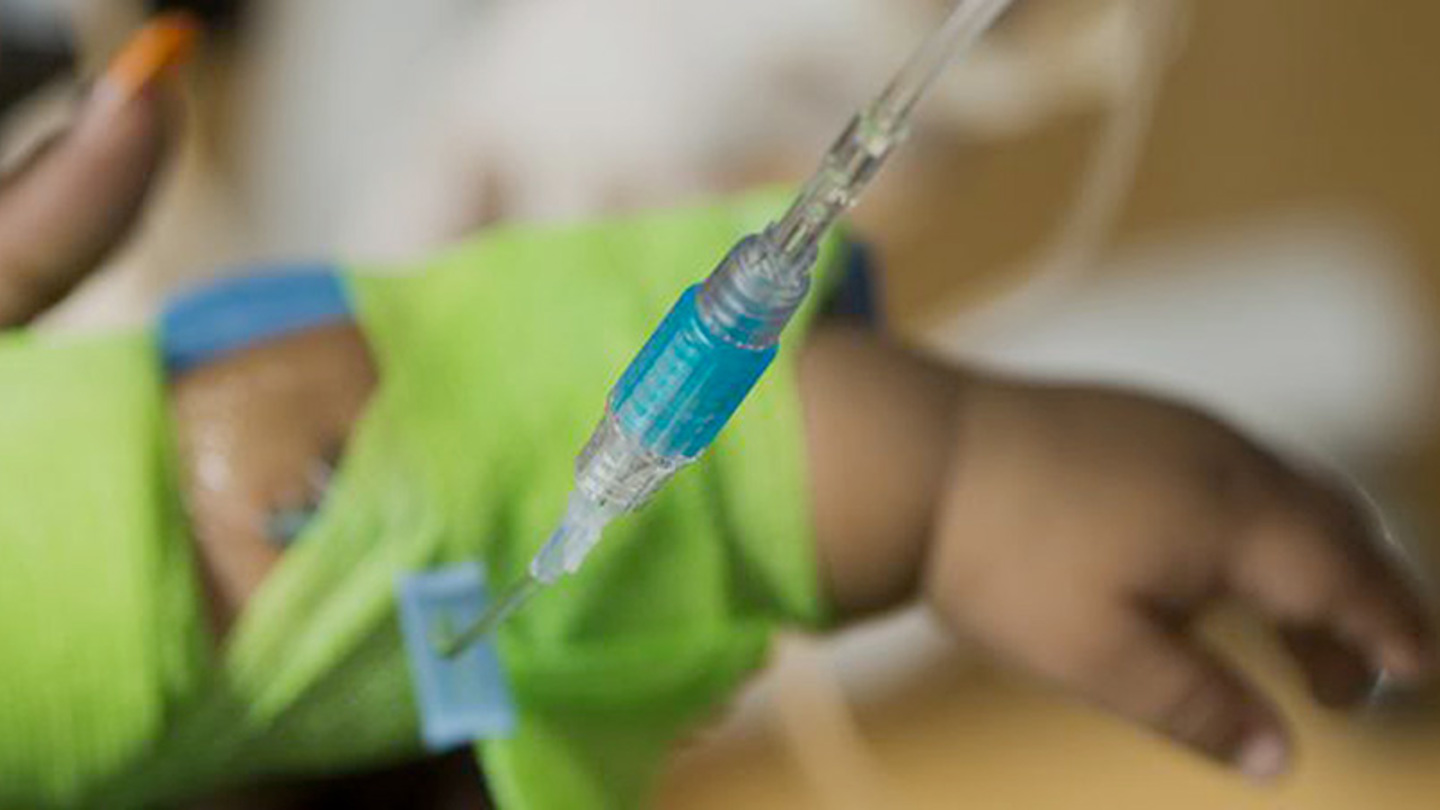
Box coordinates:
[437,0,1016,657]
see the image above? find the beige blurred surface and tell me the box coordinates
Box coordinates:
[866,0,1440,329]
[661,625,1440,809]
[658,0,1440,807]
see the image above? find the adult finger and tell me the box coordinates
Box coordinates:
[0,13,198,326]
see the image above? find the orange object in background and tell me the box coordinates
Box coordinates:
[95,13,201,109]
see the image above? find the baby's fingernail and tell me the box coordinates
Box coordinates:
[1235,732,1288,783]
[89,13,201,116]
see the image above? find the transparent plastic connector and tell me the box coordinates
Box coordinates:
[532,486,623,583]
[770,0,1015,266]
[533,231,814,582]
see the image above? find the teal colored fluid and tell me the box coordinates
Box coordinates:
[610,285,777,459]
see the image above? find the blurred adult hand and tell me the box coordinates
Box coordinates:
[0,13,196,327]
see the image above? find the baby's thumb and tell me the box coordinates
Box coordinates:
[1074,610,1290,783]
[0,14,198,326]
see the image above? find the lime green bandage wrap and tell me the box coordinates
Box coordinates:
[0,190,843,809]
[0,334,207,809]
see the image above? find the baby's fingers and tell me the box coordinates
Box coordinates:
[1050,608,1289,781]
[1280,626,1374,708]
[1230,479,1435,687]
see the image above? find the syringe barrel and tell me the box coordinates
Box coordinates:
[572,232,812,513]
[612,285,777,458]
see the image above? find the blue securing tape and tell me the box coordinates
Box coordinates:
[159,264,354,375]
[397,563,517,752]
[826,241,882,325]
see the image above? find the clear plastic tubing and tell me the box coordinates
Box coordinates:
[440,0,1015,657]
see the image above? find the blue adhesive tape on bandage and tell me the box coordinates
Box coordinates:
[397,563,517,752]
[159,264,354,375]
[827,241,882,325]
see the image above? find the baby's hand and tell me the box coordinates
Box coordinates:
[801,325,1435,783]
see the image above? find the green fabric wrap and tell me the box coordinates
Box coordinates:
[0,333,207,808]
[0,190,842,809]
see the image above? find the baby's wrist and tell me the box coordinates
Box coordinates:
[799,323,965,619]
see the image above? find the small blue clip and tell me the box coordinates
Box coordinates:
[397,562,517,751]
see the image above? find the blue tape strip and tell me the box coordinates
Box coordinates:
[397,563,517,752]
[825,241,882,326]
[159,264,353,375]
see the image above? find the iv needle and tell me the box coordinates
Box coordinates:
[436,574,542,658]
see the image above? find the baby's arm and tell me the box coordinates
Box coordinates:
[799,322,1435,781]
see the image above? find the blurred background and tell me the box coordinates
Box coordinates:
[4,0,1439,806]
